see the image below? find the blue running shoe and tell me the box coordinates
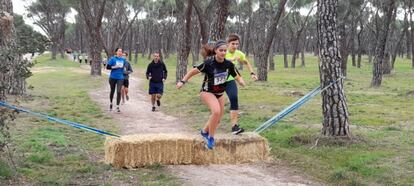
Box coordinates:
[200,130,209,142]
[206,136,215,150]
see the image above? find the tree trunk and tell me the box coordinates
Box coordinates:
[339,24,349,77]
[134,39,139,64]
[253,0,269,79]
[1,1,29,95]
[1,0,14,98]
[391,14,408,70]
[175,0,193,82]
[371,0,395,87]
[51,41,58,60]
[128,30,133,62]
[291,35,299,68]
[269,40,275,70]
[0,0,14,153]
[88,30,103,75]
[317,0,350,137]
[209,0,230,41]
[256,0,287,81]
[282,32,288,68]
[357,20,363,68]
[191,21,200,66]
[78,0,106,76]
[406,22,412,59]
[351,38,356,67]
[301,45,305,67]
[193,39,200,65]
[411,8,414,68]
[382,53,391,74]
[242,0,253,57]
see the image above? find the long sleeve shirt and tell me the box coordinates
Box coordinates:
[146,60,167,83]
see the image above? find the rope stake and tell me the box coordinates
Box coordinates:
[255,77,345,133]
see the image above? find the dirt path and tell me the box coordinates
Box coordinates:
[89,67,320,186]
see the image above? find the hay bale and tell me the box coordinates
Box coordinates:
[105,132,269,168]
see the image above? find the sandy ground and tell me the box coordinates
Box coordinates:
[89,66,321,186]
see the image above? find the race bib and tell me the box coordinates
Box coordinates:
[115,61,124,68]
[214,71,228,85]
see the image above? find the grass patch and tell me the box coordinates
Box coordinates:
[33,53,81,68]
[0,160,13,180]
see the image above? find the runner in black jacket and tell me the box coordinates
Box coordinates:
[146,52,167,112]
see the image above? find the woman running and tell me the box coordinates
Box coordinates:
[106,48,126,112]
[176,40,245,150]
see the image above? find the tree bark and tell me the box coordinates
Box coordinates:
[1,0,29,95]
[78,0,107,76]
[371,0,395,87]
[301,43,305,67]
[382,53,391,74]
[175,0,193,82]
[350,25,356,67]
[191,20,200,66]
[252,0,268,78]
[391,12,408,70]
[357,19,363,68]
[282,28,289,68]
[269,40,275,70]
[317,0,350,136]
[1,0,14,99]
[209,0,230,41]
[410,4,414,68]
[406,0,413,60]
[256,0,287,81]
[405,26,411,59]
[242,0,253,57]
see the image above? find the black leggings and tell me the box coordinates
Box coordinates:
[109,78,124,105]
[225,80,238,110]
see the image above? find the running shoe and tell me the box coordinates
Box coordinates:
[205,136,215,150]
[231,124,245,135]
[200,129,209,142]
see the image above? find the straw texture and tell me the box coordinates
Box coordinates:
[105,132,269,168]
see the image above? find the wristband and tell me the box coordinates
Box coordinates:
[250,72,256,75]
[180,80,186,84]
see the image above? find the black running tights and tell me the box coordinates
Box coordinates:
[109,78,124,105]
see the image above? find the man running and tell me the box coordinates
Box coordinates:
[146,52,167,112]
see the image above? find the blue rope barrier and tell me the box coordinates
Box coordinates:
[254,77,345,133]
[0,101,120,138]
